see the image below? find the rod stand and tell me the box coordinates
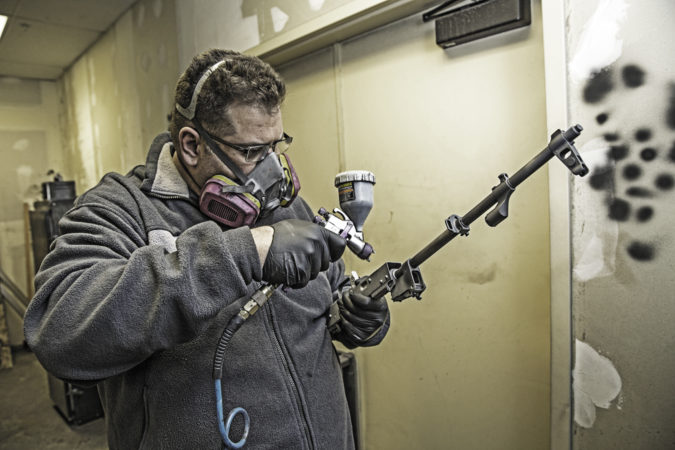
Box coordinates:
[353,125,588,303]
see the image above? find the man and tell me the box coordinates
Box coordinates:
[24,49,389,449]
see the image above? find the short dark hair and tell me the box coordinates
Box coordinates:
[169,49,286,146]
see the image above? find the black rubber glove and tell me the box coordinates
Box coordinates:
[332,287,390,348]
[262,219,346,289]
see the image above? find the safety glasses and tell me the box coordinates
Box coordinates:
[206,131,293,163]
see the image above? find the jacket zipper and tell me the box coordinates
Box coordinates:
[147,193,190,201]
[265,302,316,450]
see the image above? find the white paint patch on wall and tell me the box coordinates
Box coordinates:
[569,0,629,84]
[15,165,34,202]
[12,138,29,151]
[572,140,618,281]
[271,7,289,33]
[309,0,325,11]
[15,165,33,179]
[573,340,622,428]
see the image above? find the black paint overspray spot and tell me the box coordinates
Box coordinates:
[621,64,645,88]
[626,187,653,198]
[604,133,620,142]
[589,166,614,191]
[667,84,675,130]
[640,148,657,161]
[636,206,654,222]
[583,69,614,104]
[634,128,652,142]
[596,113,609,125]
[669,141,675,163]
[627,241,655,261]
[655,173,674,190]
[622,164,642,181]
[608,145,629,161]
[623,164,642,181]
[608,198,630,221]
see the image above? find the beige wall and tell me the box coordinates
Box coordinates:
[58,0,179,191]
[277,2,551,448]
[0,79,65,345]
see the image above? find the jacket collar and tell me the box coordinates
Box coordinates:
[140,132,192,200]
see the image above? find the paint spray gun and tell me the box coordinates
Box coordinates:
[314,170,376,261]
[212,170,377,448]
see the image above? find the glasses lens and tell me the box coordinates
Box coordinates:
[240,134,292,162]
[245,145,271,162]
[275,135,292,155]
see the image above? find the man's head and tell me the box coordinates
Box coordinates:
[169,49,287,187]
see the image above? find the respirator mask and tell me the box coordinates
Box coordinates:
[175,60,301,228]
[199,147,300,227]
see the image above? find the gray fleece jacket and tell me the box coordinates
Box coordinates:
[24,132,371,449]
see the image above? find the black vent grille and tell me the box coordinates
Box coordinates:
[207,200,238,223]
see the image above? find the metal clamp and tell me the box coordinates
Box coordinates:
[391,260,426,302]
[445,214,470,237]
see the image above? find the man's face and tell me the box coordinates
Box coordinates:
[202,103,284,179]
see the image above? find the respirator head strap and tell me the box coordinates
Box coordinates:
[174,59,250,185]
[175,60,226,121]
[191,118,250,185]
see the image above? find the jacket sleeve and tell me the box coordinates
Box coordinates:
[23,200,262,381]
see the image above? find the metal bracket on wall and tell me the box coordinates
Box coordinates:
[423,0,532,49]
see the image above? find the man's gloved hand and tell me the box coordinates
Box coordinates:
[262,219,346,289]
[331,287,390,348]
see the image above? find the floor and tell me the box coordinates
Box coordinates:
[0,348,108,450]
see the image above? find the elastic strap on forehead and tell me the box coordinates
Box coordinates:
[176,60,226,120]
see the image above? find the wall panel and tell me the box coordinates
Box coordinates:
[276,2,551,448]
[566,1,675,448]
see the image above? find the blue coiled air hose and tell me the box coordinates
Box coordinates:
[212,284,276,448]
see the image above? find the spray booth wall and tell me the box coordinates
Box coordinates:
[280,8,550,450]
[57,0,179,191]
[565,1,675,449]
[0,80,64,345]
